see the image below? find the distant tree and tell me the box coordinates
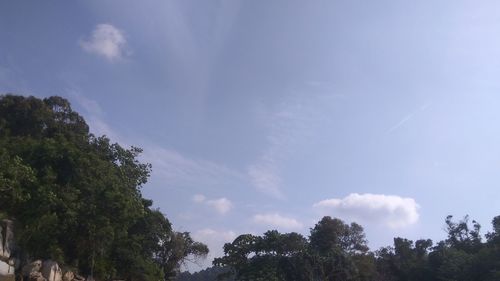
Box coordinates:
[309,216,373,281]
[158,231,209,281]
[444,215,482,253]
[214,231,309,281]
[215,217,374,281]
[176,266,235,281]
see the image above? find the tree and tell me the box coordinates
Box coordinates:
[157,231,209,281]
[214,231,309,281]
[444,215,482,254]
[0,94,207,281]
[215,217,374,281]
[309,216,373,281]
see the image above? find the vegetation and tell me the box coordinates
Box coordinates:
[176,266,234,281]
[0,94,208,281]
[211,215,500,281]
[4,94,500,281]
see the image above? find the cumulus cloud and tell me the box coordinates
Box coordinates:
[313,193,419,228]
[252,213,303,230]
[192,194,206,203]
[80,24,128,61]
[193,194,233,215]
[206,198,233,214]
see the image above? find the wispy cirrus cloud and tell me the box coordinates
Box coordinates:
[313,193,420,228]
[247,160,283,199]
[70,91,245,193]
[388,103,431,133]
[142,146,244,190]
[80,24,129,61]
[248,88,341,199]
[252,213,303,230]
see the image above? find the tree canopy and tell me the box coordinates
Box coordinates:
[0,94,207,281]
[211,215,500,281]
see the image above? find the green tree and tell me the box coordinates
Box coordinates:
[309,216,373,281]
[0,94,207,281]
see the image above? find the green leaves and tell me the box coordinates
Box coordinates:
[0,95,207,281]
[215,217,373,281]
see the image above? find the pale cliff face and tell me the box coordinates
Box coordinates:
[0,220,15,277]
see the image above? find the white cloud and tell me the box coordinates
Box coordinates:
[80,24,128,61]
[190,228,236,270]
[313,193,420,228]
[192,194,206,203]
[193,194,233,215]
[206,198,233,215]
[252,213,303,230]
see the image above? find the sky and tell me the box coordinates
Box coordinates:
[3,0,500,271]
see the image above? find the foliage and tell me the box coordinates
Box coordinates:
[213,214,500,281]
[214,217,375,281]
[0,94,207,281]
[176,266,235,281]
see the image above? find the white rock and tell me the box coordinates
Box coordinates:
[0,220,14,260]
[61,269,74,281]
[0,260,14,276]
[41,260,62,281]
[0,224,3,258]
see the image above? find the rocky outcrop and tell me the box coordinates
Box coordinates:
[0,220,97,281]
[0,220,14,260]
[0,220,15,279]
[61,270,74,281]
[41,260,62,281]
[22,260,42,276]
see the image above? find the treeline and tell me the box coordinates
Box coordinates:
[202,215,500,281]
[0,95,208,281]
[176,266,234,281]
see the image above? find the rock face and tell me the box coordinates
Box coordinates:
[29,271,47,281]
[41,260,62,281]
[0,224,3,258]
[0,220,15,278]
[61,270,74,281]
[0,260,15,277]
[0,220,14,261]
[0,219,88,281]
[22,260,43,277]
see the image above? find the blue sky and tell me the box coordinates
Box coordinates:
[3,0,500,270]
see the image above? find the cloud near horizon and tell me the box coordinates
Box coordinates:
[80,23,128,61]
[313,193,419,228]
[191,228,236,269]
[252,213,303,230]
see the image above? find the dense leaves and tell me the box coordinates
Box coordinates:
[212,215,500,281]
[214,217,375,281]
[0,95,207,281]
[176,266,235,281]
